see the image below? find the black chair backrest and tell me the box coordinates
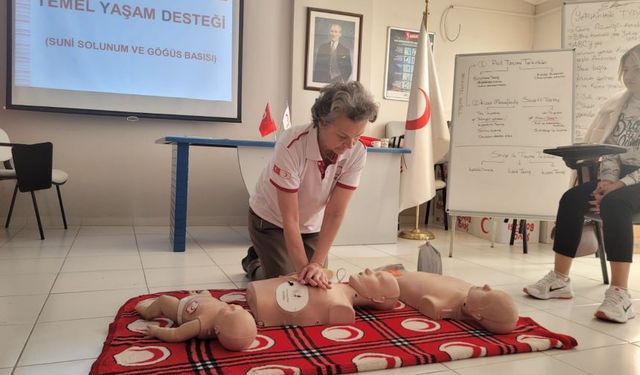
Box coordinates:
[11,142,53,192]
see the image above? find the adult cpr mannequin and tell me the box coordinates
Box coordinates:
[135,291,257,351]
[397,272,518,334]
[246,268,400,327]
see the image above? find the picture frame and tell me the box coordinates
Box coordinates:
[383,27,435,101]
[304,8,362,91]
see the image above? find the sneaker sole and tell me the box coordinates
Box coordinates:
[594,310,636,323]
[523,287,574,300]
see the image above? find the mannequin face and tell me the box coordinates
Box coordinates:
[465,285,494,309]
[622,56,640,97]
[317,114,367,160]
[463,285,518,329]
[348,269,399,302]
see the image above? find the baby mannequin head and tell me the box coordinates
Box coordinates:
[348,269,400,309]
[214,304,257,351]
[462,285,518,334]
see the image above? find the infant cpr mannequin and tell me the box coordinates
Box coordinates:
[397,272,518,334]
[246,268,400,327]
[135,291,257,351]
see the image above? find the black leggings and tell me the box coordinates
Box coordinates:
[553,180,640,262]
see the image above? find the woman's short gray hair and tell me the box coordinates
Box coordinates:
[311,81,378,127]
[618,43,640,81]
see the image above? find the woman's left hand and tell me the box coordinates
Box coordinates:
[298,262,332,289]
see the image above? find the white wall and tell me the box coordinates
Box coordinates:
[1,0,560,226]
[292,0,536,138]
[533,0,562,49]
[0,0,293,226]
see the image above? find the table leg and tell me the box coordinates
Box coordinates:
[170,143,189,252]
[449,215,456,257]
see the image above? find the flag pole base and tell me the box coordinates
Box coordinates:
[398,228,435,240]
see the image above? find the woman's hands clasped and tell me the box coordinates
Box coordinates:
[589,180,625,213]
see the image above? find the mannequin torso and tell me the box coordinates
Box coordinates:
[397,272,518,334]
[246,269,400,327]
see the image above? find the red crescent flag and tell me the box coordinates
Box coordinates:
[399,13,450,212]
[259,103,277,137]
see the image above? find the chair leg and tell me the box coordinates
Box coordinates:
[520,219,528,254]
[442,188,448,231]
[509,219,517,245]
[593,221,609,284]
[55,185,68,230]
[30,192,45,240]
[5,184,18,228]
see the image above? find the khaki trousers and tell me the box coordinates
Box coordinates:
[246,209,322,280]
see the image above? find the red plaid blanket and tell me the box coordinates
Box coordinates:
[91,289,577,374]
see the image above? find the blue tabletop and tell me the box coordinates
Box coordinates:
[158,136,411,154]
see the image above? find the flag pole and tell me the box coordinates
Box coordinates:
[398,0,435,241]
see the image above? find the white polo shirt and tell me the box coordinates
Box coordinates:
[250,124,367,233]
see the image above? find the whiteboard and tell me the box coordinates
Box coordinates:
[447,49,574,220]
[563,0,640,142]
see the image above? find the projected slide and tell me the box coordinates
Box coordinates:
[14,0,233,101]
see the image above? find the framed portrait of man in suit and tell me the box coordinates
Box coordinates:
[304,8,362,91]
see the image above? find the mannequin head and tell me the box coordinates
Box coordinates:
[461,285,518,334]
[348,269,400,309]
[214,304,257,351]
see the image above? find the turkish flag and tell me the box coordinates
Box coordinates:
[399,13,450,212]
[259,103,277,137]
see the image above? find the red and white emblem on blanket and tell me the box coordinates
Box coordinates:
[352,353,401,371]
[127,318,173,334]
[113,346,170,366]
[401,317,441,332]
[220,291,246,303]
[393,301,406,310]
[439,342,487,360]
[243,334,275,352]
[517,334,558,351]
[322,326,364,342]
[247,364,300,374]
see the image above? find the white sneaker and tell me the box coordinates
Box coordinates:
[595,287,635,323]
[523,270,574,300]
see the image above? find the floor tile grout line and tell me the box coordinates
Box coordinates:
[186,225,239,287]
[11,356,98,372]
[9,226,80,373]
[539,306,637,344]
[131,225,150,295]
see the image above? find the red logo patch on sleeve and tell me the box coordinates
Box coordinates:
[272,164,291,179]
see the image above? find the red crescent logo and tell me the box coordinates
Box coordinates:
[244,335,275,352]
[220,291,246,303]
[517,334,552,351]
[401,317,441,332]
[114,346,171,366]
[247,364,300,375]
[393,301,406,310]
[322,326,364,342]
[480,217,489,234]
[440,342,487,359]
[405,88,431,131]
[353,353,401,371]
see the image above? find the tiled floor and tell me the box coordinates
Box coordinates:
[0,224,639,375]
